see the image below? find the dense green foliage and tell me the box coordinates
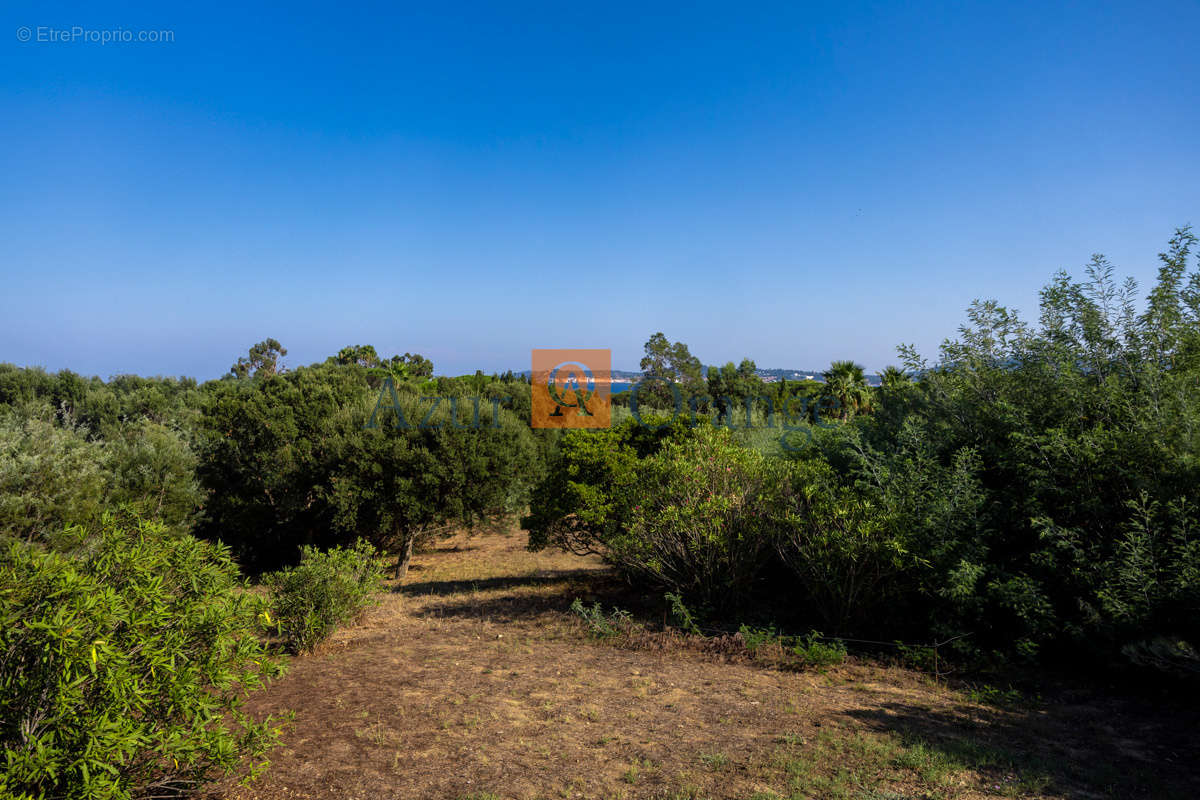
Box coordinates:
[0,516,286,800]
[328,378,541,576]
[264,540,386,653]
[613,427,781,608]
[529,229,1200,674]
[196,362,544,572]
[194,362,366,569]
[0,407,203,543]
[0,344,542,794]
[522,416,691,557]
[2,230,1198,799]
[0,414,109,542]
[0,344,546,575]
[840,228,1200,667]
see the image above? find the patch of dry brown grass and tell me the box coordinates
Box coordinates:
[211,525,1199,800]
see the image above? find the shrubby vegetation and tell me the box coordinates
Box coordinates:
[196,358,543,573]
[323,376,541,578]
[613,426,781,609]
[0,413,109,542]
[0,515,286,800]
[2,229,1199,795]
[529,228,1200,674]
[265,540,386,653]
[0,343,542,794]
[0,408,202,543]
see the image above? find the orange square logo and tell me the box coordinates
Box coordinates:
[531,349,611,429]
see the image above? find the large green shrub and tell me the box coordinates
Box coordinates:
[105,419,207,535]
[326,383,540,578]
[264,540,386,653]
[194,364,365,570]
[0,516,287,800]
[610,426,779,610]
[197,363,544,574]
[844,227,1200,667]
[0,410,207,545]
[523,416,693,557]
[785,420,985,640]
[770,455,914,635]
[0,413,109,543]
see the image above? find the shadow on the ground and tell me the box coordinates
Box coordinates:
[843,700,1200,799]
[396,568,611,597]
[409,591,577,622]
[401,568,648,624]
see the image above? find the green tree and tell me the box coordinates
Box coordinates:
[879,365,910,391]
[612,426,779,610]
[0,414,109,544]
[821,360,872,419]
[198,363,541,576]
[334,344,381,368]
[326,380,538,578]
[523,417,693,556]
[706,358,766,424]
[106,419,207,534]
[391,352,434,379]
[229,338,288,379]
[195,364,363,569]
[639,332,704,402]
[861,227,1200,665]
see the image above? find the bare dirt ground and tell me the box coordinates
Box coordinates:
[214,527,1199,800]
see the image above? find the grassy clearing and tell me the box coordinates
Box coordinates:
[213,526,1198,800]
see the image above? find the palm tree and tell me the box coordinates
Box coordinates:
[879,365,911,392]
[821,360,872,419]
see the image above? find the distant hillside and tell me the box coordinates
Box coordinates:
[516,369,883,383]
[741,367,826,383]
[516,367,888,385]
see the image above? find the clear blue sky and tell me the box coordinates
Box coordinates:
[2,1,1197,379]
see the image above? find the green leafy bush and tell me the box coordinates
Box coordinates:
[105,419,206,534]
[327,382,540,579]
[0,409,206,545]
[769,456,908,634]
[197,363,542,574]
[848,228,1200,667]
[0,413,109,543]
[611,426,781,610]
[525,423,640,558]
[265,540,385,653]
[0,515,286,800]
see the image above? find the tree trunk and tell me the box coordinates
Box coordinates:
[394,533,415,581]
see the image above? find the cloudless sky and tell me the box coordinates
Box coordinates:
[2,1,1198,379]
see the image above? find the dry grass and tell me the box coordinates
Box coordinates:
[211,525,1199,800]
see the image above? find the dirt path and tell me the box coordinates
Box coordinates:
[216,530,1199,800]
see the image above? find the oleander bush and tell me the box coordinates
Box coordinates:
[0,515,287,800]
[264,539,386,653]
